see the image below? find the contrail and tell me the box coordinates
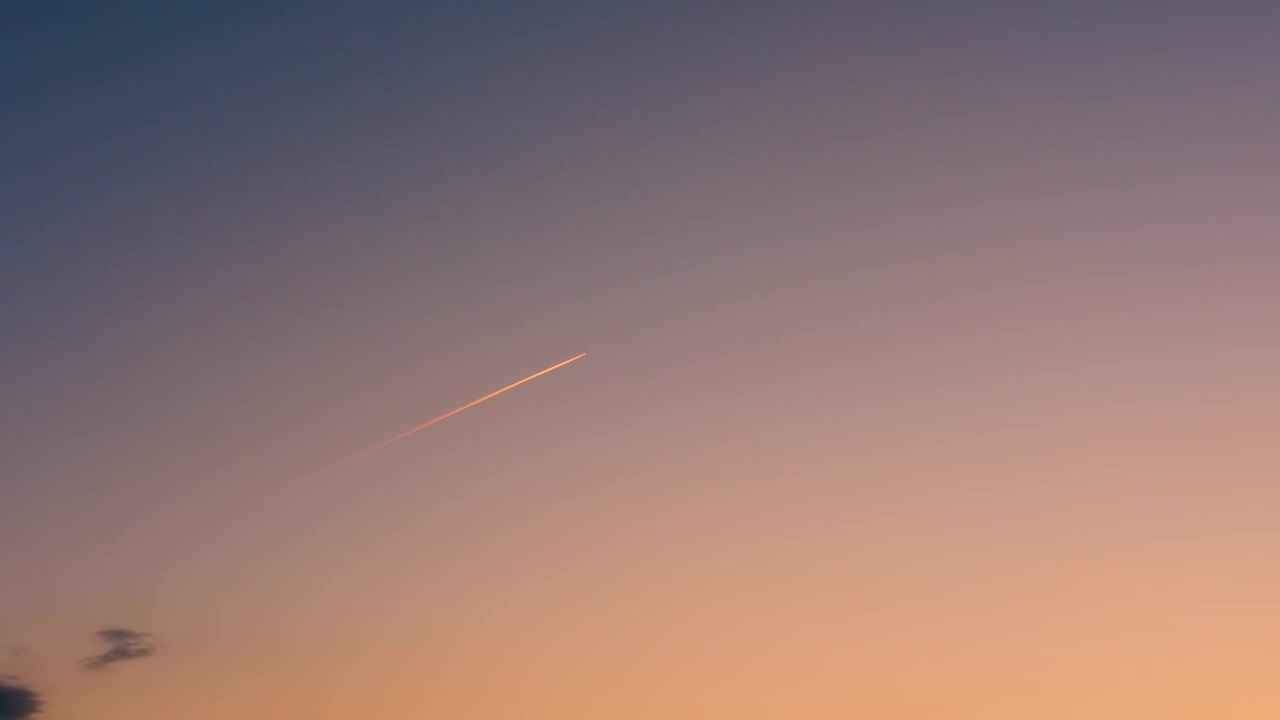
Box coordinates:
[332,352,587,468]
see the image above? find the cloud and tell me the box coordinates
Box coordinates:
[0,648,26,667]
[0,647,37,676]
[80,629,157,671]
[0,680,41,719]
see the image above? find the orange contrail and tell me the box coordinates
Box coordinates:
[332,353,587,468]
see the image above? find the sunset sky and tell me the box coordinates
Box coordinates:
[4,2,1280,718]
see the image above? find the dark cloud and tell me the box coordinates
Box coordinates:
[80,629,157,671]
[0,680,41,719]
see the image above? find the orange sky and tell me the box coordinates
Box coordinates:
[5,2,1280,718]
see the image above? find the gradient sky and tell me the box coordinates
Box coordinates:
[4,2,1280,718]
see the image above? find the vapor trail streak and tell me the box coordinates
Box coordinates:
[332,353,587,468]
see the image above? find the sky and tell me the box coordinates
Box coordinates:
[4,1,1280,717]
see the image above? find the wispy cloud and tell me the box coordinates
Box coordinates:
[80,629,157,672]
[0,648,32,673]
